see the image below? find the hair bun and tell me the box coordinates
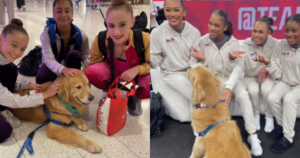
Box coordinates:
[11,18,23,27]
[268,17,274,25]
[111,0,126,6]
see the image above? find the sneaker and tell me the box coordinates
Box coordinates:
[271,136,293,153]
[268,125,283,140]
[98,91,108,106]
[264,117,274,133]
[0,110,21,128]
[247,134,263,156]
[128,95,143,116]
[254,115,260,131]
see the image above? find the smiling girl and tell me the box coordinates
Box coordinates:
[0,19,59,143]
[84,0,150,116]
[254,14,300,153]
[241,16,278,133]
[36,0,90,84]
[150,0,203,122]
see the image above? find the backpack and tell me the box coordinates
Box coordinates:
[150,91,165,137]
[18,46,43,76]
[132,11,150,33]
[46,18,82,48]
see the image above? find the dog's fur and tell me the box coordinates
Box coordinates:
[187,66,250,158]
[10,73,102,153]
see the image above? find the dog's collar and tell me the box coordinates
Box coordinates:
[195,99,225,109]
[194,119,228,137]
[57,95,81,118]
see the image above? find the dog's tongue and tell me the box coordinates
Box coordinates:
[86,102,91,106]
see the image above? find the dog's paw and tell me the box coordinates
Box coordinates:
[75,123,89,131]
[86,141,102,153]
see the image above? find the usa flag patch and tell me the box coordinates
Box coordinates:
[166,38,175,44]
[282,52,289,57]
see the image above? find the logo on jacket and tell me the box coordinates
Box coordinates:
[250,52,257,57]
[69,44,75,50]
[282,52,289,57]
[166,38,175,44]
[205,44,212,48]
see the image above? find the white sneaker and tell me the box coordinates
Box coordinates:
[264,117,274,133]
[0,110,21,128]
[254,115,260,130]
[247,134,263,156]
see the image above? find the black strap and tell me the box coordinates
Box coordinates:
[108,37,114,88]
[133,29,145,62]
[98,31,108,61]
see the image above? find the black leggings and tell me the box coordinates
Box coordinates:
[0,63,18,111]
[36,50,82,84]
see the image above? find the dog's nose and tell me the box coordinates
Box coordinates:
[88,95,95,101]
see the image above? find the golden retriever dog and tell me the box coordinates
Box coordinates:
[10,72,102,153]
[187,66,250,158]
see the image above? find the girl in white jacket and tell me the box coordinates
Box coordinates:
[241,16,278,133]
[0,19,59,144]
[254,14,300,153]
[150,0,203,121]
[193,10,263,156]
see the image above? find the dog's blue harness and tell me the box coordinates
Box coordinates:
[193,99,227,137]
[17,104,65,158]
[193,119,228,137]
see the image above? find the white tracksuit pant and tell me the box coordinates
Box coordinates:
[0,0,15,25]
[162,72,193,101]
[244,77,275,118]
[161,72,194,119]
[268,81,300,139]
[219,76,257,134]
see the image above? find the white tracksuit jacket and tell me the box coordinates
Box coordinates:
[266,39,300,86]
[243,36,278,77]
[150,21,203,73]
[199,34,243,91]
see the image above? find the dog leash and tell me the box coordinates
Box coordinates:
[17,104,65,158]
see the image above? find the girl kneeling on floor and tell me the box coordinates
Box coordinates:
[83,0,150,116]
[36,0,90,84]
[0,19,59,144]
[254,13,300,154]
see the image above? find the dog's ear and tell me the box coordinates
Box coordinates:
[57,77,69,102]
[192,79,206,106]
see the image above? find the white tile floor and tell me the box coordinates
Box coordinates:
[0,0,150,158]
